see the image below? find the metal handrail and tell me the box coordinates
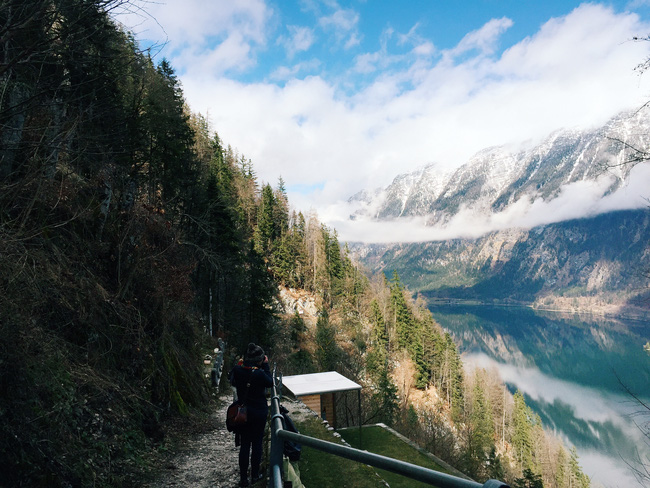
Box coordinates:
[269,370,510,488]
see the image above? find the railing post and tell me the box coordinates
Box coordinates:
[357,388,362,449]
[269,367,284,488]
[211,340,225,388]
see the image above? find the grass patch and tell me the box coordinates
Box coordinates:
[339,425,456,488]
[292,416,386,488]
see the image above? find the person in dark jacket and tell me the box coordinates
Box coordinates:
[229,343,274,487]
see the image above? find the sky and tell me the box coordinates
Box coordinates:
[117,0,650,242]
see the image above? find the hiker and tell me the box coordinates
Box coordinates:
[229,343,273,487]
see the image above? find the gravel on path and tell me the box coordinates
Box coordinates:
[142,392,242,488]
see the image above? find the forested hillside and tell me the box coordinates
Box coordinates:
[0,0,281,484]
[0,1,590,487]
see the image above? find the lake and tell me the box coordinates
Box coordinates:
[429,304,650,488]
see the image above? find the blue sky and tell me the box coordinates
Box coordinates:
[254,1,638,87]
[119,1,650,241]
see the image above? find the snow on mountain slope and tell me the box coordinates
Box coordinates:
[350,109,650,229]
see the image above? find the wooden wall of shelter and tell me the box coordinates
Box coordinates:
[299,392,337,427]
[299,394,320,414]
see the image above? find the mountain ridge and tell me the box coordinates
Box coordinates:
[350,109,648,229]
[349,110,650,316]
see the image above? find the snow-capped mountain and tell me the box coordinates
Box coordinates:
[349,110,650,316]
[350,109,650,225]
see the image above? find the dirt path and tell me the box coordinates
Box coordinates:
[142,391,242,488]
[139,383,320,488]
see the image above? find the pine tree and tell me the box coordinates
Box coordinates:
[185,131,245,338]
[413,331,429,389]
[270,234,294,286]
[512,391,534,470]
[142,59,195,217]
[277,175,287,195]
[488,446,506,481]
[315,310,340,371]
[274,176,289,235]
[289,212,309,287]
[471,376,496,454]
[438,332,464,421]
[555,446,567,488]
[243,243,278,348]
[421,317,442,387]
[404,404,420,439]
[289,311,307,348]
[370,368,399,426]
[514,468,544,488]
[254,184,276,254]
[339,244,366,310]
[390,272,416,351]
[366,300,388,380]
[305,213,326,294]
[461,371,497,479]
[294,211,306,237]
[322,225,344,304]
[569,447,590,488]
[371,300,389,348]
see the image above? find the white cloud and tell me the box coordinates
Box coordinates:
[270,59,322,81]
[445,17,514,59]
[397,23,421,46]
[116,0,271,75]
[413,41,435,57]
[319,7,359,32]
[281,25,315,58]
[597,162,650,211]
[324,162,650,243]
[124,2,650,240]
[177,31,256,75]
[319,7,361,47]
[353,51,383,73]
[344,32,362,50]
[352,24,436,74]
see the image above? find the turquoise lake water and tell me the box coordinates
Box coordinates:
[430,305,650,488]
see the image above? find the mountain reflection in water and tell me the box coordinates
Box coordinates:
[430,305,650,488]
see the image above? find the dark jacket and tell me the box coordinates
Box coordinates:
[230,360,274,409]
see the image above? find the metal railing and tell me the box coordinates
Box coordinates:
[269,371,510,488]
[210,338,225,388]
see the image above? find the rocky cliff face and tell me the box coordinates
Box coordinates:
[354,209,650,314]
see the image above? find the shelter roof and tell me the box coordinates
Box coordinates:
[282,371,361,397]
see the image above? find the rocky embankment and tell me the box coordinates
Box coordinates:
[278,287,319,324]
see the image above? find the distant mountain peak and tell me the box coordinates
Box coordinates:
[350,109,650,228]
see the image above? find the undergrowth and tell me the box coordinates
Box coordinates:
[0,173,214,486]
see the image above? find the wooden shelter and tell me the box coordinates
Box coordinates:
[281,371,362,429]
